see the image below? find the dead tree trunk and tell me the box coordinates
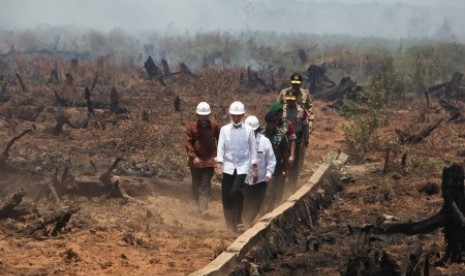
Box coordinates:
[0,76,8,101]
[0,129,33,168]
[373,164,465,263]
[161,58,170,75]
[15,72,28,92]
[53,115,77,136]
[48,69,60,84]
[110,86,119,114]
[440,163,465,263]
[439,98,464,123]
[445,72,463,99]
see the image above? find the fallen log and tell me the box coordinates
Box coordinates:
[425,72,464,100]
[395,118,443,144]
[24,205,80,236]
[439,98,464,122]
[0,192,26,219]
[51,158,140,202]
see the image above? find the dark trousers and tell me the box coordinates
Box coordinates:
[221,171,246,230]
[289,138,304,189]
[190,167,214,211]
[242,181,267,225]
[262,172,285,213]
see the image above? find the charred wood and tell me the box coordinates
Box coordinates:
[90,75,99,93]
[48,69,60,84]
[144,56,165,86]
[0,192,26,219]
[304,64,335,94]
[24,205,80,236]
[161,58,170,75]
[0,129,33,167]
[425,72,464,100]
[0,76,7,102]
[439,98,464,122]
[174,96,181,112]
[179,62,199,79]
[15,72,28,92]
[53,90,74,107]
[395,118,443,144]
[110,86,119,114]
[53,115,77,136]
[371,164,465,263]
[65,73,74,85]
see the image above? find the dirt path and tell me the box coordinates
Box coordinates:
[0,100,347,275]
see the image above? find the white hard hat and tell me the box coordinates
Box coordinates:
[229,101,245,115]
[245,115,260,130]
[196,102,211,115]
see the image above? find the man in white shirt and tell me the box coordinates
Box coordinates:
[242,115,276,226]
[215,101,258,232]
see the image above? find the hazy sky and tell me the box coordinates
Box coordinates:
[2,0,464,40]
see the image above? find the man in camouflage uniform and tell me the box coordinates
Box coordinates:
[268,102,297,166]
[261,110,290,210]
[282,91,310,190]
[277,72,314,135]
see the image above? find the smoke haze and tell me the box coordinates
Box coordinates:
[2,0,464,41]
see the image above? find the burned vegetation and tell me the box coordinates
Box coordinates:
[1,33,465,275]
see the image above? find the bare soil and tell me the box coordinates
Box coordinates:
[0,62,464,276]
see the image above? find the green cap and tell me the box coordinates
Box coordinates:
[269,102,283,112]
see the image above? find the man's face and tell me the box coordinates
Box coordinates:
[197,114,210,125]
[266,118,277,131]
[230,114,244,124]
[276,110,283,120]
[291,83,301,91]
[286,100,297,108]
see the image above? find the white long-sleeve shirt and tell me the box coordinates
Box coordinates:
[245,133,276,185]
[215,123,257,175]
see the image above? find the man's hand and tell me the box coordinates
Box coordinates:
[308,124,313,135]
[193,157,201,166]
[265,175,272,182]
[215,163,223,182]
[252,168,259,183]
[289,155,295,165]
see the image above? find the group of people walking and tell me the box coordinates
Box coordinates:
[183,73,314,232]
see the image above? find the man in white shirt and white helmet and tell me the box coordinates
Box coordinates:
[215,101,258,232]
[242,115,276,226]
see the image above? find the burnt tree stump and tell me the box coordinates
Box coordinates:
[373,163,465,263]
[174,96,181,113]
[110,86,119,114]
[441,163,465,262]
[15,72,28,92]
